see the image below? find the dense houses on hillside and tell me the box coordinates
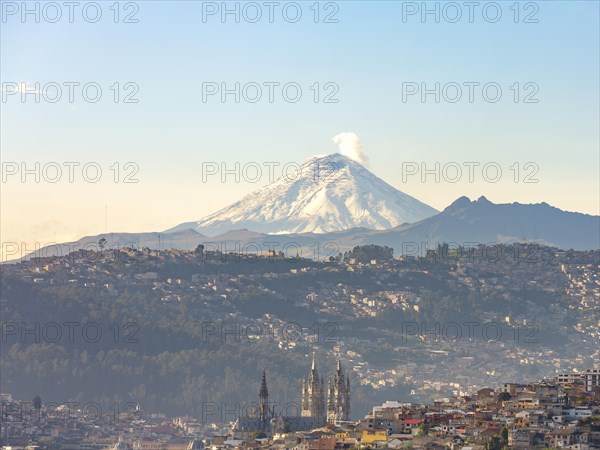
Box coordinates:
[3,245,599,404]
[2,370,600,450]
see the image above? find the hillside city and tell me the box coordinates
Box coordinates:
[1,244,598,416]
[3,1,599,450]
[2,368,600,450]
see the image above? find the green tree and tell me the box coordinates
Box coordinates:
[32,395,42,411]
[498,392,511,401]
[347,245,393,263]
[487,436,502,450]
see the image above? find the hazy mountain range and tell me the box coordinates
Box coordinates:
[20,151,599,261]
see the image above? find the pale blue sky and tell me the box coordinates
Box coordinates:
[1,1,599,252]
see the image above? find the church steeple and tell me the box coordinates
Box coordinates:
[326,359,350,423]
[259,370,268,399]
[258,370,272,425]
[301,353,325,423]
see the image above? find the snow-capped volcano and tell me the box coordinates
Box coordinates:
[167,153,438,236]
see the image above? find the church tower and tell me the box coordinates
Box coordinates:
[301,353,325,422]
[258,370,273,430]
[327,359,350,422]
